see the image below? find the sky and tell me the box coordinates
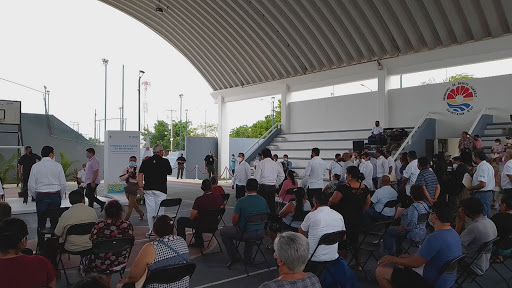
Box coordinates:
[1,0,511,142]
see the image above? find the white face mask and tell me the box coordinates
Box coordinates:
[453,164,458,169]
[237,157,242,163]
[354,160,360,166]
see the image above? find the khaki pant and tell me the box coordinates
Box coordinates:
[124,193,144,221]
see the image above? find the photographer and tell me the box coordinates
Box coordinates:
[120,156,144,221]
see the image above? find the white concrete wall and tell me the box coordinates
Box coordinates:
[288,91,378,133]
[388,74,512,138]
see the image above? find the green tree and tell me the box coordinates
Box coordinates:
[192,123,218,137]
[0,152,19,183]
[59,152,79,181]
[443,73,474,83]
[230,100,281,138]
[142,120,197,151]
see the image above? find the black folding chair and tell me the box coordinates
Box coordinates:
[188,208,225,255]
[456,237,499,288]
[232,212,270,275]
[219,194,230,226]
[306,230,346,277]
[37,207,69,251]
[57,222,96,287]
[141,262,196,288]
[431,254,466,286]
[400,212,429,255]
[349,220,393,280]
[379,200,398,214]
[86,237,135,278]
[490,236,512,288]
[156,198,182,221]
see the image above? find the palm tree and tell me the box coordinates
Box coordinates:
[59,152,79,181]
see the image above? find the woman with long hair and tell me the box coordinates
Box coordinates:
[329,166,371,269]
[268,188,312,250]
[278,170,299,202]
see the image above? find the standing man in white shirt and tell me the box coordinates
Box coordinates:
[501,150,512,196]
[76,163,86,190]
[360,152,375,191]
[255,148,285,217]
[328,153,343,182]
[401,151,420,196]
[304,148,327,204]
[84,148,105,210]
[467,150,495,218]
[28,146,67,238]
[232,152,252,200]
[368,120,384,145]
[375,149,388,189]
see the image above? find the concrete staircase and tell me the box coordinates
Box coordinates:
[480,122,512,157]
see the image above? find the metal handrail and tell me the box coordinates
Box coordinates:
[468,107,489,135]
[392,112,433,161]
[244,122,281,156]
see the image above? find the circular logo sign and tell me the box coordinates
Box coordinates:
[442,82,477,115]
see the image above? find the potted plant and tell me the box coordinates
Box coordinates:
[136,195,145,205]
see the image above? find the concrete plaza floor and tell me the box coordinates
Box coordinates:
[8,178,512,288]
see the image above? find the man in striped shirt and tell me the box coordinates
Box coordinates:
[415,157,440,206]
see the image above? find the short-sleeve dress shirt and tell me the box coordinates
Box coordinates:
[472,161,495,191]
[403,159,420,195]
[501,160,512,189]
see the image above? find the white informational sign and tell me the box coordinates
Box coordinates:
[104,131,140,193]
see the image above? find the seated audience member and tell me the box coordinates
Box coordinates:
[73,274,110,288]
[0,218,56,288]
[300,193,345,274]
[89,200,134,283]
[220,179,269,267]
[55,189,98,252]
[368,120,384,145]
[177,179,224,248]
[383,185,429,255]
[210,176,225,195]
[278,169,299,203]
[259,232,321,288]
[117,215,190,288]
[385,129,405,153]
[328,166,370,267]
[376,201,462,288]
[0,201,12,221]
[363,175,397,227]
[455,197,497,275]
[415,156,440,205]
[322,174,341,195]
[269,188,312,248]
[491,195,512,261]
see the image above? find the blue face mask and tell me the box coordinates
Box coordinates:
[129,161,136,167]
[85,153,90,159]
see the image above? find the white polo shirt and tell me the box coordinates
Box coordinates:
[502,160,512,189]
[376,156,387,178]
[372,126,384,135]
[305,156,327,189]
[300,206,345,262]
[403,159,419,195]
[387,157,396,176]
[329,161,344,178]
[472,160,495,191]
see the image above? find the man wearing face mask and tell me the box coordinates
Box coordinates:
[231,153,251,200]
[328,153,343,182]
[120,156,144,221]
[467,150,495,218]
[28,146,67,240]
[204,150,217,179]
[84,148,105,211]
[18,146,41,203]
[281,154,292,174]
[304,148,327,204]
[176,153,186,179]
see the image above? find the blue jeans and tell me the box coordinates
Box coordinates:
[474,191,493,218]
[363,206,392,228]
[383,226,407,255]
[35,192,62,232]
[368,135,383,145]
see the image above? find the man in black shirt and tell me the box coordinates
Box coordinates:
[176,153,186,179]
[204,150,217,179]
[138,144,172,237]
[385,129,404,153]
[17,146,41,203]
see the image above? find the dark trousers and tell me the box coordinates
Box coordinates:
[235,184,246,200]
[368,135,383,145]
[220,226,264,260]
[85,183,104,208]
[363,206,393,228]
[258,184,277,216]
[176,217,203,243]
[177,165,184,179]
[36,192,61,233]
[503,188,512,196]
[206,165,215,178]
[306,188,322,205]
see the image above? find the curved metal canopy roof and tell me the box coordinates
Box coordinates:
[100,0,512,91]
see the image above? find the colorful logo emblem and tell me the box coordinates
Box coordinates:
[442,82,477,115]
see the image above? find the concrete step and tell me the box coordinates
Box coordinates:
[269,148,351,159]
[483,128,508,135]
[268,140,358,150]
[280,130,371,141]
[487,122,512,129]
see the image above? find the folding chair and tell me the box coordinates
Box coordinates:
[431,254,466,286]
[349,220,393,280]
[155,198,182,222]
[141,262,196,288]
[219,194,230,226]
[86,237,135,279]
[379,200,398,214]
[456,237,499,288]
[306,230,346,277]
[232,212,270,275]
[57,222,96,287]
[399,212,429,255]
[188,208,225,255]
[37,207,69,251]
[490,235,512,288]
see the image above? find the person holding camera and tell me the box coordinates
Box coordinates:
[120,156,144,221]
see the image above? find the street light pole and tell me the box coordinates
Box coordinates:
[102,58,108,132]
[179,94,183,151]
[138,70,145,132]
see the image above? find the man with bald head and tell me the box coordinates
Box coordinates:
[363,175,398,227]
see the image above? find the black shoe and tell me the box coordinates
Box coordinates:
[100,202,105,212]
[23,197,28,204]
[189,242,204,248]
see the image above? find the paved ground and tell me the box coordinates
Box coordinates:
[9,179,512,288]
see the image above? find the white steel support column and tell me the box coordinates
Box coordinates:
[217,95,229,178]
[280,84,289,133]
[377,68,391,127]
